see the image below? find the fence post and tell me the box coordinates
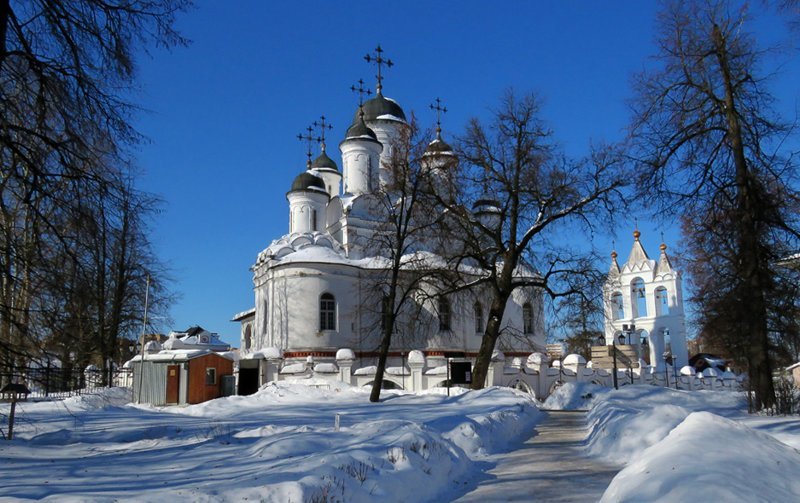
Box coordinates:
[45,361,51,397]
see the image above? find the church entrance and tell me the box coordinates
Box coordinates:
[238,367,259,395]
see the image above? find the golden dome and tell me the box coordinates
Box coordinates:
[633,230,641,240]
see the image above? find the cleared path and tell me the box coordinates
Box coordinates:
[453,410,620,502]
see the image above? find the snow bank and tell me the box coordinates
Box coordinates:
[544,382,748,465]
[602,412,800,502]
[0,383,540,502]
[542,382,603,410]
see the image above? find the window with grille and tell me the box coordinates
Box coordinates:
[438,297,451,331]
[523,302,533,334]
[474,302,483,333]
[320,293,336,331]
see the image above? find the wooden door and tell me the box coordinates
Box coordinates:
[166,365,180,404]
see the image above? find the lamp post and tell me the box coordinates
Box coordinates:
[622,323,636,384]
[663,352,673,388]
[598,333,625,390]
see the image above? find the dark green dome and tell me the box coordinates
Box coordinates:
[289,171,326,193]
[345,119,378,141]
[352,93,407,123]
[312,150,338,171]
[424,137,455,155]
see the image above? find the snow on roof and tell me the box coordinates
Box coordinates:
[231,308,255,321]
[375,113,405,122]
[129,349,233,363]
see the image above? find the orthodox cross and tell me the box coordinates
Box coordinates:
[313,115,333,151]
[364,45,393,95]
[296,125,317,167]
[430,97,448,137]
[350,79,372,120]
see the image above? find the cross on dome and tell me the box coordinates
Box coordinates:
[364,45,393,95]
[296,125,318,168]
[350,79,372,121]
[313,115,333,151]
[430,97,448,138]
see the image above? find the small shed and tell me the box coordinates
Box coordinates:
[130,349,234,406]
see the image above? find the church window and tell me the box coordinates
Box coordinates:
[312,209,317,231]
[611,292,624,320]
[474,302,483,333]
[320,293,336,331]
[438,297,451,331]
[631,278,647,318]
[655,287,669,316]
[244,325,252,351]
[523,302,534,334]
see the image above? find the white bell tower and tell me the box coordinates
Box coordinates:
[603,230,688,370]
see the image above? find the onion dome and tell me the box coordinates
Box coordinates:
[472,198,501,213]
[344,117,379,142]
[311,148,339,172]
[352,93,407,123]
[289,171,326,193]
[424,134,455,156]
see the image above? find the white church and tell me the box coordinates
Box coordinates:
[603,230,688,371]
[232,52,546,393]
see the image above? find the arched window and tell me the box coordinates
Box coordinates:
[655,287,669,316]
[319,293,336,331]
[611,292,624,320]
[312,209,318,232]
[438,297,451,331]
[523,302,533,334]
[631,278,647,318]
[474,302,483,333]
[244,325,252,351]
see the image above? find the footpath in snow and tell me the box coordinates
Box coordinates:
[455,410,619,502]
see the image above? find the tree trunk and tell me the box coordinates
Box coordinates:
[471,293,509,390]
[713,24,775,410]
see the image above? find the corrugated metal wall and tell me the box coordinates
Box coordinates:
[131,361,167,405]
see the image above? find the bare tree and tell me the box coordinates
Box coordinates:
[437,91,625,390]
[364,120,452,402]
[0,0,187,373]
[628,0,800,410]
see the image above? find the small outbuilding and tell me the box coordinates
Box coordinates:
[130,349,234,406]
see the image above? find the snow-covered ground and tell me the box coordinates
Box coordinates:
[0,382,540,502]
[545,383,800,502]
[3,381,800,501]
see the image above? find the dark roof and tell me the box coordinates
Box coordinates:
[184,326,204,337]
[424,137,455,155]
[352,93,407,123]
[472,198,501,210]
[312,150,339,171]
[344,119,379,142]
[290,171,327,192]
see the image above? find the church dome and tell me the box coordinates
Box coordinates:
[289,171,326,193]
[352,94,407,123]
[424,137,455,156]
[345,119,379,141]
[311,150,338,171]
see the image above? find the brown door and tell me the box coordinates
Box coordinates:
[166,365,180,404]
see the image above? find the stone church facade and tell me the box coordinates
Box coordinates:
[232,63,546,391]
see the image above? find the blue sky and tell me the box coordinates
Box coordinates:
[130,1,798,345]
